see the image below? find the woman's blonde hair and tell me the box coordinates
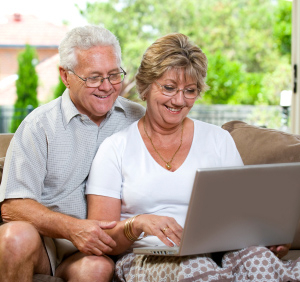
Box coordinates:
[135,33,209,100]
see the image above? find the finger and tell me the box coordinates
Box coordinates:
[98,220,117,229]
[87,247,103,256]
[268,246,276,252]
[94,238,115,253]
[162,227,181,246]
[83,246,104,256]
[156,230,175,247]
[98,231,117,249]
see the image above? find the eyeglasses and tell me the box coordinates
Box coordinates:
[154,81,200,99]
[68,68,126,87]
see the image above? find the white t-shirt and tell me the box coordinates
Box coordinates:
[86,119,244,249]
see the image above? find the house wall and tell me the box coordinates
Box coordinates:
[0,47,58,80]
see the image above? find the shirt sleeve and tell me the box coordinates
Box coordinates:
[86,136,123,199]
[1,120,47,202]
[220,130,244,167]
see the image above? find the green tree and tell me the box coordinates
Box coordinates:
[202,51,245,104]
[273,0,292,59]
[11,44,39,133]
[81,0,291,105]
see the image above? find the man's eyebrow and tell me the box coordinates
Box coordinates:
[89,68,122,76]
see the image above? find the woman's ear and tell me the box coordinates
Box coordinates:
[59,67,70,88]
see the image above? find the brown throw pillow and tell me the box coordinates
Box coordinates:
[222,120,300,165]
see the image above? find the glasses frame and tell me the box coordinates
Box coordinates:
[68,67,126,87]
[154,81,200,99]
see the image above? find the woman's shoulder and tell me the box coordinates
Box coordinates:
[103,120,140,146]
[193,119,228,135]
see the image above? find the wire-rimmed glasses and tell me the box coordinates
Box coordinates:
[155,81,200,99]
[69,68,126,87]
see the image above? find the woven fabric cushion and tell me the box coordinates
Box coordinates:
[0,157,4,185]
[222,120,300,249]
[0,134,14,159]
[222,121,300,165]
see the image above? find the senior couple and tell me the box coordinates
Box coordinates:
[0,25,298,282]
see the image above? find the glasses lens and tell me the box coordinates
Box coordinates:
[86,77,101,87]
[184,89,199,99]
[162,85,177,96]
[109,72,125,85]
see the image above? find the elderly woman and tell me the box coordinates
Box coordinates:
[86,33,298,281]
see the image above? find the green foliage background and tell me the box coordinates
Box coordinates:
[11,44,39,133]
[81,0,292,105]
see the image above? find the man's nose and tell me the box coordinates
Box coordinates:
[98,77,112,91]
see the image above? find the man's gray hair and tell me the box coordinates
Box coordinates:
[59,25,122,70]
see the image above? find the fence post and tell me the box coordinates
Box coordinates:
[26,105,34,115]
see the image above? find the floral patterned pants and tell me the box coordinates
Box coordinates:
[114,246,300,282]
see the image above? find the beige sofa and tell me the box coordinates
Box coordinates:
[1,120,300,280]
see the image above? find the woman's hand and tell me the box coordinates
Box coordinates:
[132,214,183,247]
[269,244,291,259]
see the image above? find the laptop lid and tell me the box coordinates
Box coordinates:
[133,163,300,256]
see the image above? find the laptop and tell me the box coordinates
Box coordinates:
[133,163,300,256]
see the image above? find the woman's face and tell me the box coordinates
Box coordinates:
[145,68,198,129]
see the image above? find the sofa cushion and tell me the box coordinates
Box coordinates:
[222,120,300,165]
[222,120,300,249]
[0,157,4,185]
[0,134,14,159]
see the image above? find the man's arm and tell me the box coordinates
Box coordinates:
[1,198,116,255]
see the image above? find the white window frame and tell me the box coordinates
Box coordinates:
[291,0,300,133]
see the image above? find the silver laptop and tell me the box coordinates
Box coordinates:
[133,163,300,256]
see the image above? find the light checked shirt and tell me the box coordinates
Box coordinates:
[0,90,145,219]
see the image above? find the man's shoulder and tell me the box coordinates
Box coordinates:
[116,96,145,116]
[15,98,62,137]
[24,97,62,123]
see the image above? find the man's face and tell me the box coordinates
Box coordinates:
[64,45,123,125]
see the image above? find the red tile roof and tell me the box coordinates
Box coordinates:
[0,14,69,46]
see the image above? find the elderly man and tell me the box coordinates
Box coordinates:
[0,25,145,281]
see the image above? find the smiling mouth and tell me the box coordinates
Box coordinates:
[94,93,111,99]
[165,105,182,112]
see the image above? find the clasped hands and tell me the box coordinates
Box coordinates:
[69,219,117,256]
[69,216,291,259]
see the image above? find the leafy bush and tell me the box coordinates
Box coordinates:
[11,45,38,133]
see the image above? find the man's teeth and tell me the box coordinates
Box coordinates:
[95,94,109,98]
[166,106,181,112]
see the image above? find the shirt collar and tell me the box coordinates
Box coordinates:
[61,89,81,128]
[110,96,126,116]
[61,90,126,128]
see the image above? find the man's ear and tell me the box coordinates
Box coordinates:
[59,67,70,88]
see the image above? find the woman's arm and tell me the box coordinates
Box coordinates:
[87,194,132,255]
[87,194,183,255]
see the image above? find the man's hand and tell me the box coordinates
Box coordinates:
[68,219,117,256]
